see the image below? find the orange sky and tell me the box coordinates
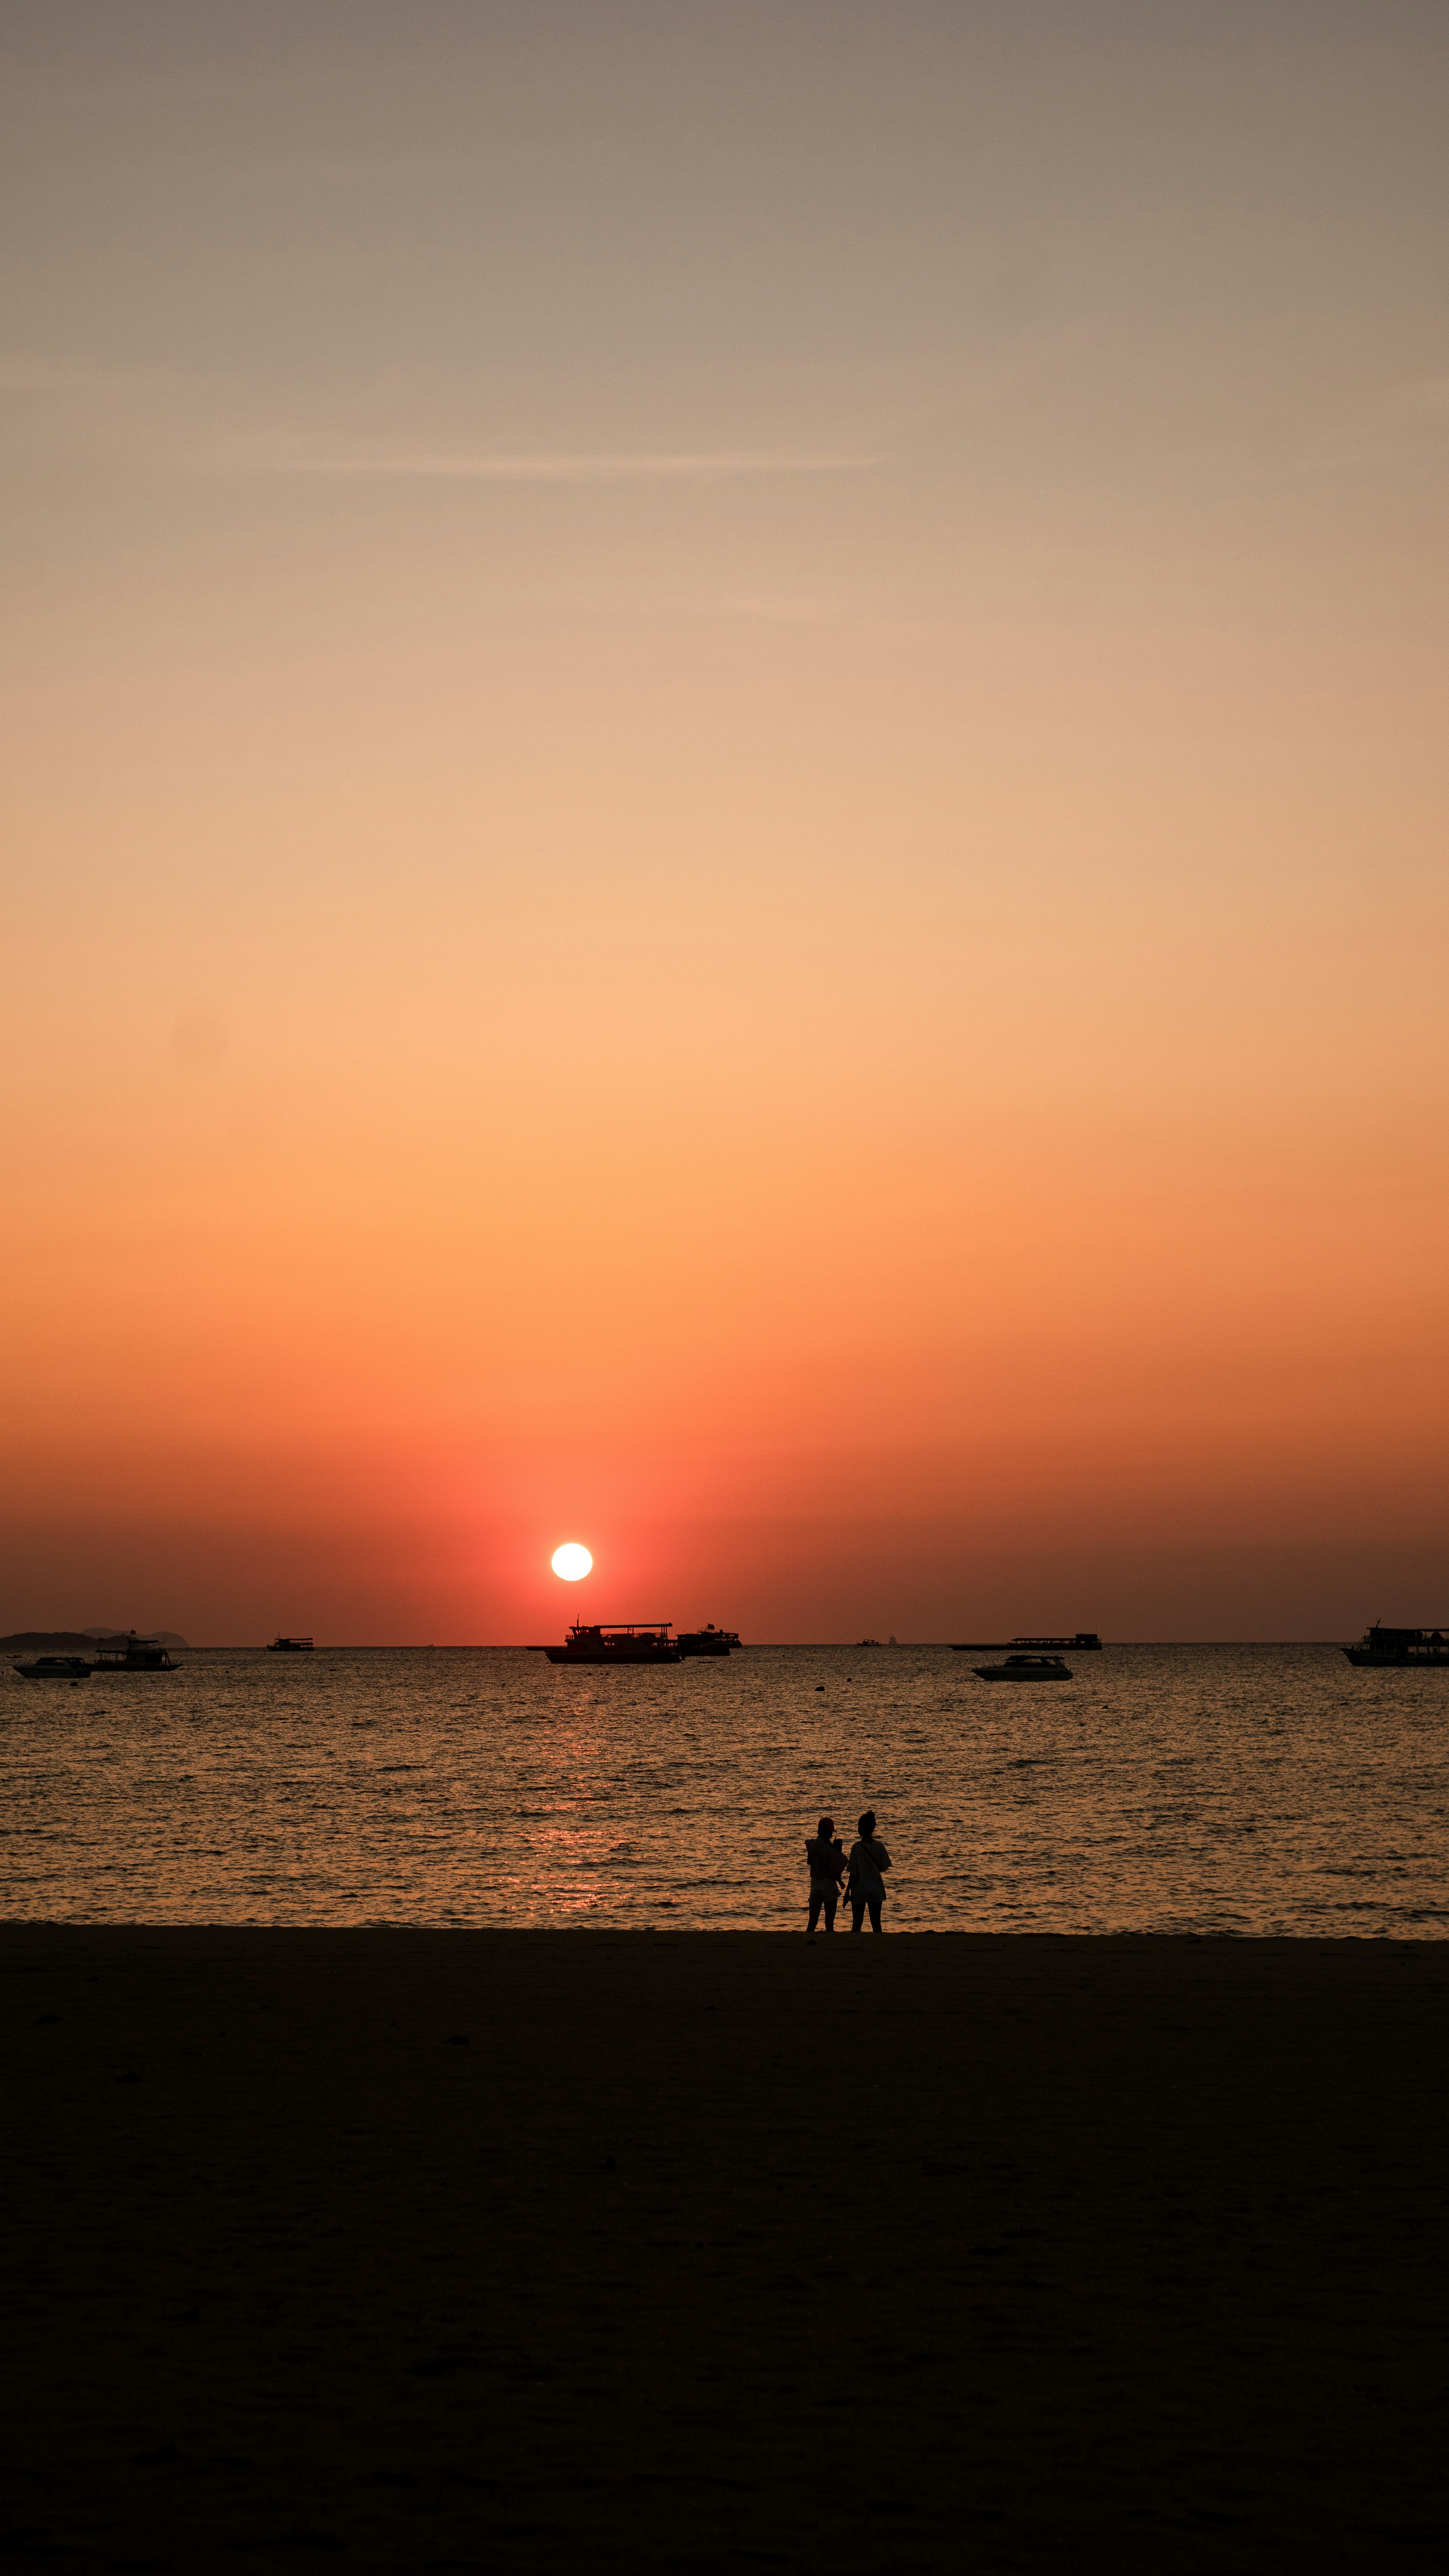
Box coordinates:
[3,3,1446,1639]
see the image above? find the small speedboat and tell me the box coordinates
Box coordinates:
[973,1653,1073,1681]
[14,1654,91,1682]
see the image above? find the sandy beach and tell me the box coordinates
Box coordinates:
[3,1929,1447,2571]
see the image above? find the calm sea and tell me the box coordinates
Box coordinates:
[2,1644,1445,1935]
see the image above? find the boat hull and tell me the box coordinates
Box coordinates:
[14,1664,90,1681]
[1343,1647,1449,1669]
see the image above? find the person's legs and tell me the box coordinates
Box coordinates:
[823,1892,837,1932]
[849,1895,866,1932]
[807,1890,823,1932]
[867,1896,882,1933]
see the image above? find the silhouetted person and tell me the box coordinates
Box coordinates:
[847,1810,891,1932]
[805,1814,846,1932]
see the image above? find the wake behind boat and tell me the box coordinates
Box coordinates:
[539,1622,682,1666]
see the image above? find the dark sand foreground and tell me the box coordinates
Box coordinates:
[4,1930,1448,2572]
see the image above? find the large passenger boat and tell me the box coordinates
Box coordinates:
[540,1622,682,1666]
[1343,1624,1449,1669]
[267,1635,315,1652]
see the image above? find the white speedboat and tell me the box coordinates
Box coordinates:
[14,1654,91,1682]
[973,1653,1073,1681]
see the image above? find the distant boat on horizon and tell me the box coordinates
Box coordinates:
[91,1632,178,1673]
[953,1631,1102,1652]
[1343,1623,1449,1669]
[267,1635,315,1652]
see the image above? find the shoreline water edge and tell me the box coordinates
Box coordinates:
[3,1642,1446,1936]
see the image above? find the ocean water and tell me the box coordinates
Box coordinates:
[2,1644,1445,1935]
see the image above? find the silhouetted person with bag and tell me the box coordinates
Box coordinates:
[805,1814,846,1932]
[847,1810,891,1932]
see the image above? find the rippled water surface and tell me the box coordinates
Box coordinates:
[2,1645,1446,1934]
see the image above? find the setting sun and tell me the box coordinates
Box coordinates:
[551,1543,593,1583]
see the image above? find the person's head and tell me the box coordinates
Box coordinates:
[817,1814,834,1842]
[858,1809,876,1839]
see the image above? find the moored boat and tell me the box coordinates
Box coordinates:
[973,1653,1073,1681]
[953,1631,1102,1651]
[1343,1624,1449,1669]
[676,1625,740,1656]
[267,1635,315,1652]
[539,1622,682,1666]
[13,1654,91,1682]
[91,1632,178,1673]
[1015,1631,1101,1651]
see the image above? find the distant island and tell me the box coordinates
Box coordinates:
[1,1627,189,1652]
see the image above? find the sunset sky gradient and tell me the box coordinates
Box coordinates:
[3,1,1446,1640]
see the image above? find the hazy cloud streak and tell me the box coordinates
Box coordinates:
[274,447,876,482]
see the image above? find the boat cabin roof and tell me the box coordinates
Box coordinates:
[570,1621,672,1637]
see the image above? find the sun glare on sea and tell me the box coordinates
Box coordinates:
[551,1542,593,1582]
